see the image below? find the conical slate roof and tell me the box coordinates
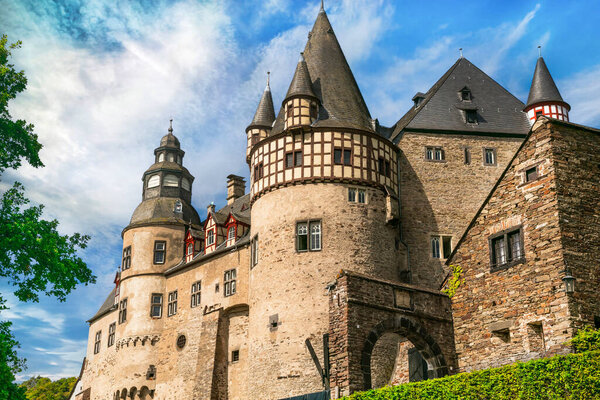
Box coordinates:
[284,54,317,100]
[526,57,569,109]
[248,79,276,129]
[272,8,374,134]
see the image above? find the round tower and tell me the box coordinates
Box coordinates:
[524,53,570,124]
[246,7,402,399]
[115,121,201,391]
[246,73,276,162]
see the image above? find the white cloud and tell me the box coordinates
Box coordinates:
[562,64,600,127]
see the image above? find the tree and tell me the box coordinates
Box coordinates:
[0,34,95,400]
[19,376,77,400]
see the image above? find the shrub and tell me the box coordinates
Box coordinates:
[343,350,600,400]
[568,326,600,353]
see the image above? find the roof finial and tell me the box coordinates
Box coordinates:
[538,45,542,58]
[459,48,463,58]
[266,71,270,90]
[320,0,324,12]
[169,118,173,133]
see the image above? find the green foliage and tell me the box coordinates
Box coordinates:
[19,376,77,400]
[0,34,94,399]
[568,326,600,353]
[0,182,94,302]
[343,351,600,400]
[442,264,464,298]
[0,35,43,172]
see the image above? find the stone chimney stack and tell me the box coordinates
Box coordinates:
[207,202,215,214]
[226,175,246,205]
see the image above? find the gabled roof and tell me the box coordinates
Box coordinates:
[248,80,276,129]
[87,288,117,323]
[525,57,569,109]
[203,194,251,229]
[391,58,530,141]
[272,8,374,134]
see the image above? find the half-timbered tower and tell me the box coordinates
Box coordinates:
[523,55,571,123]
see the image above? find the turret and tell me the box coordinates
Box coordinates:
[246,73,276,161]
[282,53,319,130]
[524,52,570,124]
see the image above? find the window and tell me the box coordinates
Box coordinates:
[525,166,538,182]
[107,323,116,347]
[154,241,166,264]
[251,132,259,145]
[147,175,160,188]
[490,227,524,270]
[228,226,235,241]
[207,230,215,246]
[254,163,264,182]
[535,110,543,119]
[167,290,177,317]
[343,149,351,165]
[484,148,496,166]
[464,148,471,165]
[286,104,293,118]
[94,330,101,354]
[176,335,186,349]
[191,281,201,308]
[250,235,259,267]
[348,188,366,204]
[118,298,127,324]
[348,188,356,202]
[151,293,163,318]
[182,178,190,191]
[378,157,390,177]
[295,151,302,167]
[297,222,308,252]
[310,103,318,120]
[431,235,452,259]
[425,147,444,162]
[310,221,322,251]
[231,349,240,363]
[224,269,237,297]
[187,242,194,257]
[285,152,294,168]
[466,110,477,124]
[334,148,342,164]
[461,89,471,101]
[163,174,179,187]
[167,153,175,162]
[122,246,131,270]
[158,153,165,162]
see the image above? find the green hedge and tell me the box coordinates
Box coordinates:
[343,351,600,400]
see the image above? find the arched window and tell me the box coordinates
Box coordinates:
[147,175,160,188]
[182,178,190,191]
[167,153,175,162]
[158,153,165,162]
[164,174,179,187]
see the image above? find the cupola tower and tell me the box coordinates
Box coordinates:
[524,52,570,124]
[246,73,276,161]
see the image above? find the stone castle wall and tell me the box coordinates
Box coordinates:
[397,132,523,288]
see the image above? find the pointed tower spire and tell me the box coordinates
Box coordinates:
[320,0,324,13]
[284,53,317,101]
[524,55,570,124]
[245,72,277,162]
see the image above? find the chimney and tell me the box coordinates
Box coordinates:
[207,202,215,215]
[226,175,246,205]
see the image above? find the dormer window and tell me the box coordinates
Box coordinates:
[461,88,471,101]
[206,230,215,246]
[465,110,477,124]
[228,226,235,241]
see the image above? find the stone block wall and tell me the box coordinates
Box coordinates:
[396,132,523,288]
[449,120,573,373]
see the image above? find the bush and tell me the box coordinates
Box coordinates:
[343,350,600,400]
[569,326,600,353]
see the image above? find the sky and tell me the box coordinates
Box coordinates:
[1,0,599,381]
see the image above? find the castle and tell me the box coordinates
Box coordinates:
[73,4,600,400]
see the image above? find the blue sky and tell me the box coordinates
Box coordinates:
[1,0,599,381]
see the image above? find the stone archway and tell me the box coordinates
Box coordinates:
[360,316,449,389]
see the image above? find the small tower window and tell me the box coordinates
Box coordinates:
[167,153,175,162]
[147,175,160,188]
[310,103,318,120]
[158,153,165,162]
[150,293,163,318]
[154,241,166,264]
[182,178,190,191]
[164,174,179,187]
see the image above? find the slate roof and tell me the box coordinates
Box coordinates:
[284,54,318,100]
[272,8,374,134]
[526,57,569,109]
[87,288,117,323]
[129,197,201,226]
[248,81,276,129]
[160,132,180,149]
[391,58,530,141]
